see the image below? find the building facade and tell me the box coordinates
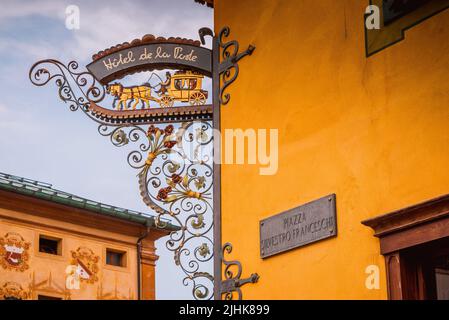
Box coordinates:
[201,0,449,299]
[0,172,174,300]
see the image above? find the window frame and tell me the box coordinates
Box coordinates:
[35,233,64,260]
[362,194,449,299]
[103,246,130,272]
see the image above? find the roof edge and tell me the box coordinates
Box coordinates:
[0,172,179,232]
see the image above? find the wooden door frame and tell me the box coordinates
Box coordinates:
[362,194,449,300]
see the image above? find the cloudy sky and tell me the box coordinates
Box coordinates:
[0,0,213,299]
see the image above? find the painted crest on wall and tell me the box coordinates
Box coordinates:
[69,247,99,284]
[0,232,30,272]
[0,282,29,300]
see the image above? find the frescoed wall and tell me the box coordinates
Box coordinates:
[0,208,138,300]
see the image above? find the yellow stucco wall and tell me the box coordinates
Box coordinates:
[0,207,138,300]
[215,0,449,299]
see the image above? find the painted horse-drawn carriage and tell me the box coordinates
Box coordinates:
[107,70,208,110]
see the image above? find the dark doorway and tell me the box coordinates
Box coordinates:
[401,237,449,300]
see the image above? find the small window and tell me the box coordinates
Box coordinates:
[38,295,62,300]
[106,249,126,267]
[39,235,62,255]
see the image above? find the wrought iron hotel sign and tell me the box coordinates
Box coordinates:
[29,27,257,300]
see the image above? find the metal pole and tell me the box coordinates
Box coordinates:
[212,34,222,300]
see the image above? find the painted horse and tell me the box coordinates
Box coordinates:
[107,83,157,110]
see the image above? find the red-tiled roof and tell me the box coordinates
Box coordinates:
[194,0,213,8]
[92,34,202,61]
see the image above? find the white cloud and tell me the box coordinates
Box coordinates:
[0,39,60,60]
[0,0,212,61]
[0,0,67,21]
[69,1,212,60]
[0,105,41,147]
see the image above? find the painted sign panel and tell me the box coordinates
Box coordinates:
[87,43,212,84]
[259,194,337,258]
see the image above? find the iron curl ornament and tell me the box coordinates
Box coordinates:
[218,27,255,106]
[29,59,106,115]
[221,243,260,300]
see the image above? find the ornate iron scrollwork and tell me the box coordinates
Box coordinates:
[98,121,215,300]
[29,58,215,299]
[218,27,255,106]
[29,59,105,115]
[221,243,259,300]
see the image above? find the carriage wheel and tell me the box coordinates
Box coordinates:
[159,96,174,108]
[189,92,206,106]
